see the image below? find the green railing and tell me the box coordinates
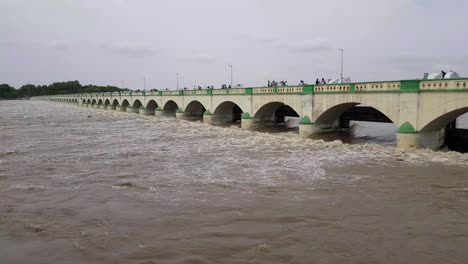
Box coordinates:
[44,78,468,99]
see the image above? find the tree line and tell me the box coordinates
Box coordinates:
[0,81,128,100]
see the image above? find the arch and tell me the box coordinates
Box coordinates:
[420,107,468,132]
[133,99,143,108]
[146,100,158,110]
[314,102,396,129]
[91,99,97,105]
[82,99,87,104]
[104,99,111,106]
[213,101,244,123]
[253,102,300,125]
[98,99,103,105]
[185,101,206,116]
[163,100,179,116]
[121,99,130,107]
[112,99,119,106]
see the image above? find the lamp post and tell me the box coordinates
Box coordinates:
[228,64,233,87]
[339,49,344,83]
[176,72,179,90]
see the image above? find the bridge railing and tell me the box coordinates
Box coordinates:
[183,90,212,95]
[44,78,468,99]
[162,90,183,96]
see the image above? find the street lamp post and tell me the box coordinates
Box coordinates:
[339,49,344,83]
[176,72,179,90]
[228,64,233,87]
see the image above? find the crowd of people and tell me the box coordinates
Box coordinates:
[174,84,244,90]
[267,80,288,87]
[268,78,328,87]
[144,78,332,92]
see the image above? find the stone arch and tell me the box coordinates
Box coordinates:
[146,100,158,110]
[420,107,468,133]
[104,99,111,106]
[91,99,97,105]
[112,99,119,106]
[314,102,396,129]
[417,107,468,150]
[253,102,300,125]
[121,99,130,107]
[213,101,244,123]
[163,100,179,116]
[98,99,103,105]
[133,99,143,108]
[185,100,206,117]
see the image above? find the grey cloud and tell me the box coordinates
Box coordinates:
[47,40,71,51]
[107,42,156,57]
[254,35,278,44]
[286,38,333,53]
[385,52,468,74]
[187,53,216,64]
[1,0,467,88]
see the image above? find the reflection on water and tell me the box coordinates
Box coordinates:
[1,100,468,264]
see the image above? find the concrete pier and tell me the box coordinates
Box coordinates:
[176,112,185,119]
[203,114,213,125]
[126,107,138,113]
[116,106,126,112]
[139,108,154,116]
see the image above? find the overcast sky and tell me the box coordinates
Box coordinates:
[1,0,467,90]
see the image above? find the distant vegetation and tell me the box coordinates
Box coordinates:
[0,81,128,100]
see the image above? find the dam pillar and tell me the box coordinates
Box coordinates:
[203,111,213,125]
[397,133,420,149]
[97,104,104,109]
[396,122,420,149]
[139,107,152,116]
[106,105,116,110]
[126,106,138,113]
[116,105,126,112]
[175,108,185,119]
[241,113,253,130]
[82,103,88,108]
[396,86,421,149]
[298,116,322,138]
[155,107,164,117]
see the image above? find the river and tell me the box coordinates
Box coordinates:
[1,100,468,264]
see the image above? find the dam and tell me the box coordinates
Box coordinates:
[41,78,468,150]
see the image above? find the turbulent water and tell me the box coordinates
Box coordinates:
[1,100,468,264]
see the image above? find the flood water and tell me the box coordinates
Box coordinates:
[1,100,468,264]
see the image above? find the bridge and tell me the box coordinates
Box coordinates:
[41,78,468,150]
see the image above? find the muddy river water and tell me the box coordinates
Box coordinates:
[1,100,468,264]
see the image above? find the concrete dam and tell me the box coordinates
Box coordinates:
[41,78,468,150]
